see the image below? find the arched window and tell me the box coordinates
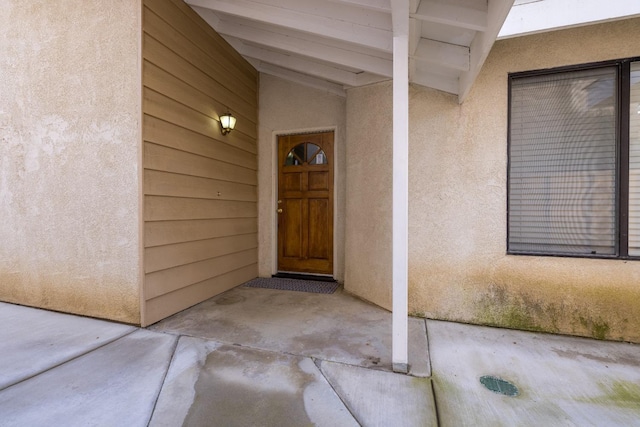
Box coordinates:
[285,143,328,166]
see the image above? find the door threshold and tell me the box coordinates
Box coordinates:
[273,272,336,283]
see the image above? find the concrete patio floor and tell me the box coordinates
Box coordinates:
[1,283,639,426]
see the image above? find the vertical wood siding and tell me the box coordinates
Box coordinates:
[142,0,258,325]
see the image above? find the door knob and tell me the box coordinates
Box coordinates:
[277,200,282,204]
[277,208,283,213]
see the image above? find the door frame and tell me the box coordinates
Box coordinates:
[270,126,339,277]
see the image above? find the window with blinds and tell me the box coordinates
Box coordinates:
[508,59,640,258]
[629,62,640,256]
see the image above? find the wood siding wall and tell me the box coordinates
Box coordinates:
[142,0,258,325]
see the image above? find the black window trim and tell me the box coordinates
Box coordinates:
[506,56,640,260]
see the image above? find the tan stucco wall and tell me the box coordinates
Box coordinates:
[0,1,142,323]
[346,18,640,341]
[258,74,347,282]
[344,81,393,310]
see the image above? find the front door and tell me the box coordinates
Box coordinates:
[277,132,334,275]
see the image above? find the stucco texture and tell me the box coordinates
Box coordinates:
[258,74,347,282]
[346,18,640,342]
[345,81,393,310]
[0,1,142,323]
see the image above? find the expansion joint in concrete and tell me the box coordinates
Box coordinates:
[0,328,137,393]
[146,333,180,426]
[424,318,433,377]
[313,359,363,427]
[429,377,442,427]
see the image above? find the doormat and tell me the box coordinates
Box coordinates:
[242,277,339,294]
[272,272,336,282]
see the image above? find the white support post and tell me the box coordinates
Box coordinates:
[391,0,409,374]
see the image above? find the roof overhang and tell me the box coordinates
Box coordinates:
[187,0,514,102]
[187,0,640,102]
[499,0,640,40]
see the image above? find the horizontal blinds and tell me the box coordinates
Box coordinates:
[628,62,640,255]
[509,67,617,255]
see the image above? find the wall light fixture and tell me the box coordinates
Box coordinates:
[219,111,237,135]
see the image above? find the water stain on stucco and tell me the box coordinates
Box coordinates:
[578,316,610,341]
[471,284,627,341]
[0,269,141,325]
[474,285,556,334]
[410,264,640,342]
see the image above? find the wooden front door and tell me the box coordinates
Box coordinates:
[277,132,334,275]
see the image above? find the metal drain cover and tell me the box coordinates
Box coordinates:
[480,375,519,397]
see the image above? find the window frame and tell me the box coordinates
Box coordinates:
[506,56,640,259]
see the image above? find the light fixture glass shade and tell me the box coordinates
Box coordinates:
[220,112,236,135]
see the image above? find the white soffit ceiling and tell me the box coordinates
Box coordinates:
[186,0,515,101]
[499,0,640,39]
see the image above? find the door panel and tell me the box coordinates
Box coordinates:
[283,199,303,258]
[308,199,329,259]
[277,132,334,275]
[308,171,329,191]
[283,172,302,192]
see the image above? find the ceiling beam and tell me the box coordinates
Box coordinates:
[407,13,425,93]
[228,36,390,87]
[212,19,394,77]
[194,8,391,59]
[353,73,390,87]
[390,0,410,36]
[458,0,514,102]
[327,0,391,13]
[412,38,469,71]
[227,37,366,86]
[254,0,392,29]
[409,0,419,14]
[408,18,421,55]
[411,0,487,32]
[411,59,459,95]
[257,62,347,97]
[186,0,393,52]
